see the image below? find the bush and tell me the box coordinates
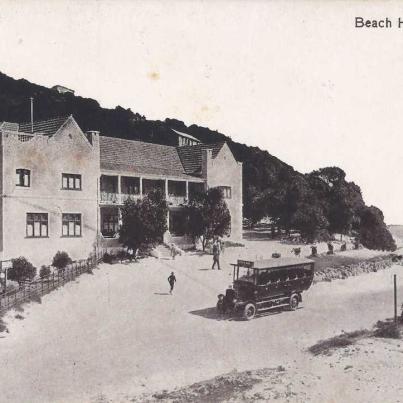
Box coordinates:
[7,257,36,285]
[39,265,51,278]
[103,252,114,264]
[373,320,401,339]
[52,251,72,271]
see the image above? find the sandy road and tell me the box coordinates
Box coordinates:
[0,244,402,402]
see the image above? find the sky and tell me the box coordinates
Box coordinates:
[0,0,402,224]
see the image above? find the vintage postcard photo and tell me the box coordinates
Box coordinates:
[0,1,402,402]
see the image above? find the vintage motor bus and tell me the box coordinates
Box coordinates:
[217,257,315,320]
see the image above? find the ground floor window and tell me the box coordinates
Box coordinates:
[26,213,48,238]
[62,214,82,237]
[101,209,119,238]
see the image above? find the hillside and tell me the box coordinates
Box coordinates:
[0,71,395,250]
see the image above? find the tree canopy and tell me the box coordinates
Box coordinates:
[119,190,168,250]
[184,187,231,250]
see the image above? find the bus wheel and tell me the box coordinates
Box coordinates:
[289,294,299,311]
[243,303,256,320]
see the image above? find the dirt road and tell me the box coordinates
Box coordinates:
[1,244,402,402]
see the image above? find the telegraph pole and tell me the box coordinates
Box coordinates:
[30,97,34,133]
[394,274,397,323]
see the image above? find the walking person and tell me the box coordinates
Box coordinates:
[168,271,176,294]
[212,238,221,270]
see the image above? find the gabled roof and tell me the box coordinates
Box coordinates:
[171,128,200,143]
[18,116,69,136]
[176,142,225,175]
[100,136,196,179]
[0,121,19,131]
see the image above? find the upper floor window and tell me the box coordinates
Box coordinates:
[16,169,30,187]
[62,173,81,190]
[62,213,82,237]
[218,186,232,199]
[26,213,48,238]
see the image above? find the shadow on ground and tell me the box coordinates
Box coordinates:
[189,306,295,321]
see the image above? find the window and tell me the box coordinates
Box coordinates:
[16,169,30,187]
[62,214,82,237]
[26,213,48,238]
[62,173,81,190]
[101,212,119,238]
[218,186,232,199]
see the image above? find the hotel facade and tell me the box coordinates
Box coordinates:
[0,116,242,267]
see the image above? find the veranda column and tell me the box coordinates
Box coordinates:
[165,178,169,200]
[117,175,121,204]
[186,181,189,201]
[139,177,143,198]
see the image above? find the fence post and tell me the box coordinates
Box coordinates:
[394,274,397,324]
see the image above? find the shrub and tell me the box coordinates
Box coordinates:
[373,320,401,339]
[39,265,51,278]
[52,251,72,271]
[103,252,114,264]
[7,257,36,285]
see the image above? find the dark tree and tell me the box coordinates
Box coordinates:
[184,187,231,251]
[52,251,72,271]
[119,190,168,250]
[8,257,36,285]
[39,265,51,278]
[359,206,396,251]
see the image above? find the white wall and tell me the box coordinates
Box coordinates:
[1,118,100,268]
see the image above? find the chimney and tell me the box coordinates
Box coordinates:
[85,130,99,145]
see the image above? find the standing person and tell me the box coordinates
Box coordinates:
[127,246,134,262]
[212,238,221,270]
[167,271,176,294]
[170,243,177,260]
[219,238,225,255]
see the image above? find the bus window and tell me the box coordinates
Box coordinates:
[304,264,313,277]
[279,270,288,282]
[238,266,255,283]
[257,270,270,285]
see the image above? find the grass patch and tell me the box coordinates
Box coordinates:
[150,370,261,402]
[309,319,402,356]
[373,320,402,339]
[312,255,363,272]
[308,329,370,356]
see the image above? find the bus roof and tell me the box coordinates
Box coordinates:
[233,257,314,270]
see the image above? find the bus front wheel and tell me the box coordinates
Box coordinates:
[243,303,256,320]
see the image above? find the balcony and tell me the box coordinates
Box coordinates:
[121,193,141,203]
[100,192,141,205]
[167,195,187,206]
[99,174,204,207]
[100,191,120,204]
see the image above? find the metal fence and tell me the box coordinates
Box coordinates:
[0,249,105,313]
